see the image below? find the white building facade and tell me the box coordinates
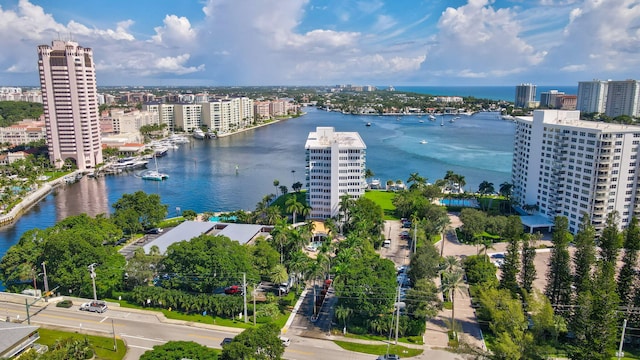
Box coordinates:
[577,80,608,114]
[515,83,536,108]
[37,40,103,170]
[605,80,640,118]
[173,104,202,132]
[512,110,640,234]
[305,127,367,219]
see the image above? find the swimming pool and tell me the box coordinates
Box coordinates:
[439,198,478,207]
[209,215,237,222]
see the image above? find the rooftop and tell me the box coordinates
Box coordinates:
[305,126,366,149]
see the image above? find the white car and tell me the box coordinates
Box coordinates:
[279,336,290,347]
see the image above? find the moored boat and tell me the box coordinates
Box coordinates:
[193,128,206,139]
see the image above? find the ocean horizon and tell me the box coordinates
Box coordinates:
[392,85,579,102]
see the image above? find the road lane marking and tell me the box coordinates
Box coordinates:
[286,348,314,355]
[128,344,155,350]
[35,313,122,326]
[120,334,166,343]
[99,316,108,323]
[188,333,223,341]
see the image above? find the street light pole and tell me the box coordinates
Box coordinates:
[88,263,98,301]
[41,262,49,295]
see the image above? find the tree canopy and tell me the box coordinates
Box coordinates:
[141,341,218,360]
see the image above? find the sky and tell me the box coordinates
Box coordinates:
[0,0,638,87]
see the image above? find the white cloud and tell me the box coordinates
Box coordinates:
[422,0,546,83]
[151,15,196,46]
[541,0,640,80]
[374,15,396,32]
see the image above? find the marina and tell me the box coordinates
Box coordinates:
[0,107,515,257]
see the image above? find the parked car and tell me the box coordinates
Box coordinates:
[146,228,163,234]
[377,355,400,360]
[224,285,241,295]
[383,239,391,248]
[279,336,290,347]
[79,300,108,313]
[221,338,233,346]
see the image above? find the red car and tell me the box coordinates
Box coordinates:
[224,285,241,295]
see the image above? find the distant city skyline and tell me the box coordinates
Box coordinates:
[0,0,638,86]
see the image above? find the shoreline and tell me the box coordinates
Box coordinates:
[0,114,304,229]
[0,170,82,228]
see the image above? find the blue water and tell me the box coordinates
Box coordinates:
[394,86,578,102]
[0,107,515,259]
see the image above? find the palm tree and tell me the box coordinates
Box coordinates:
[440,269,467,340]
[335,305,353,334]
[272,218,290,264]
[407,172,427,190]
[286,197,304,224]
[270,264,289,295]
[273,179,280,196]
[499,182,513,199]
[364,168,375,182]
[478,180,495,195]
[338,193,352,231]
[441,256,460,273]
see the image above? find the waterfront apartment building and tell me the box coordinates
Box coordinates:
[515,83,536,108]
[512,110,640,234]
[0,119,46,146]
[201,97,254,134]
[577,80,608,114]
[37,40,103,170]
[173,104,202,132]
[108,109,159,134]
[305,127,367,219]
[605,80,640,118]
[143,103,175,130]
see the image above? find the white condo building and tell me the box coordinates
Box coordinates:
[174,104,202,132]
[37,40,103,170]
[305,127,367,219]
[577,80,608,114]
[512,110,640,234]
[515,83,536,108]
[605,80,640,118]
[143,103,175,130]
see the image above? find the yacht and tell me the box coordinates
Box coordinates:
[142,156,169,181]
[366,122,371,127]
[420,140,428,144]
[192,128,206,139]
[428,114,436,121]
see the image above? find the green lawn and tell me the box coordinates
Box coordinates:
[364,190,398,220]
[334,340,423,357]
[36,328,127,360]
[107,294,292,330]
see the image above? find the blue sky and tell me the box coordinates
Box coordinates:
[0,0,638,86]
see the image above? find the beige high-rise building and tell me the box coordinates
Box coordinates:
[37,40,102,170]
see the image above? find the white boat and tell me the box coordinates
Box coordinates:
[428,114,436,121]
[420,140,428,144]
[440,118,444,126]
[366,122,371,127]
[142,156,169,181]
[418,119,424,123]
[192,128,205,139]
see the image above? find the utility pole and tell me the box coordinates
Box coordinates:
[253,284,257,326]
[395,284,401,345]
[41,262,49,295]
[618,318,628,359]
[88,263,97,301]
[243,273,248,323]
[112,319,117,351]
[413,222,417,254]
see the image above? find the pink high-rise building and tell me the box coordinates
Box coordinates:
[37,40,103,170]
